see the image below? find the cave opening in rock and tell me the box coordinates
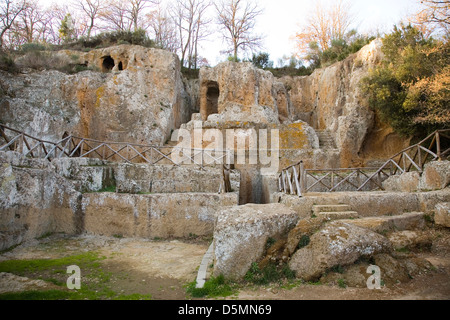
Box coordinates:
[118,61,123,71]
[102,56,115,72]
[205,82,220,119]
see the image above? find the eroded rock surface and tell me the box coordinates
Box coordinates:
[288,221,392,281]
[1,45,191,146]
[213,203,299,280]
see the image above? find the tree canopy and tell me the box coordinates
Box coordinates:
[360,24,449,138]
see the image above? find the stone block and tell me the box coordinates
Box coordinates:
[213,203,299,280]
[435,202,450,227]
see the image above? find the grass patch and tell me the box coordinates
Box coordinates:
[330,264,344,274]
[0,251,104,275]
[0,290,72,300]
[0,289,152,301]
[96,185,116,193]
[395,247,411,253]
[244,262,296,286]
[337,279,347,289]
[186,275,235,298]
[0,51,18,73]
[0,251,153,300]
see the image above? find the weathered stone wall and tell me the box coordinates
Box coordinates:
[50,157,241,195]
[0,152,82,251]
[52,158,115,193]
[0,152,240,250]
[114,163,240,194]
[276,189,450,219]
[435,202,450,228]
[199,62,285,123]
[82,192,238,239]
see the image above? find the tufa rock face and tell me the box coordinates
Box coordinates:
[420,161,450,191]
[0,151,241,250]
[199,62,284,124]
[280,39,409,167]
[1,45,192,146]
[1,40,414,170]
[0,152,82,251]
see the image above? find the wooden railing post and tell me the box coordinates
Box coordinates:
[299,161,305,197]
[436,132,441,161]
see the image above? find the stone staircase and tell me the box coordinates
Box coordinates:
[312,204,359,220]
[317,130,337,149]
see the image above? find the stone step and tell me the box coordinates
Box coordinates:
[340,212,426,233]
[316,130,337,149]
[313,204,351,214]
[319,211,359,220]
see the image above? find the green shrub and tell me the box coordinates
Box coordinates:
[186,275,234,298]
[265,237,276,249]
[0,52,17,73]
[244,262,296,285]
[20,43,47,53]
[58,29,156,52]
[337,278,347,289]
[360,24,450,138]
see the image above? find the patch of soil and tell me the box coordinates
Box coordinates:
[0,234,209,300]
[235,256,450,300]
[1,231,449,300]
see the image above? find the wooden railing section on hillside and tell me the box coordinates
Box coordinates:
[0,124,233,193]
[279,129,450,197]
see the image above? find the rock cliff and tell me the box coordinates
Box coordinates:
[1,45,192,146]
[0,40,411,169]
[280,39,410,167]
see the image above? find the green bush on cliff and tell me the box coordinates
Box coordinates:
[58,29,156,51]
[360,24,450,138]
[0,51,17,73]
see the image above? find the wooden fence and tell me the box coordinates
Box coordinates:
[0,124,233,192]
[279,129,450,197]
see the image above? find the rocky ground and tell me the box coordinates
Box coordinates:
[0,230,449,301]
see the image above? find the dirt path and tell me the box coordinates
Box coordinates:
[0,234,208,299]
[0,233,449,300]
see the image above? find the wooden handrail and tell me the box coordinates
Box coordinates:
[278,129,450,197]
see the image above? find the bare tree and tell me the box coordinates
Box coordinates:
[0,0,29,48]
[419,0,450,25]
[73,0,106,39]
[214,0,264,61]
[408,0,450,36]
[127,0,157,32]
[329,0,353,41]
[294,0,354,57]
[147,3,178,52]
[191,0,212,69]
[170,0,212,69]
[100,0,157,32]
[101,0,132,31]
[46,2,72,44]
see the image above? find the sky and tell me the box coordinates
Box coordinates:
[39,0,424,67]
[203,0,424,66]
